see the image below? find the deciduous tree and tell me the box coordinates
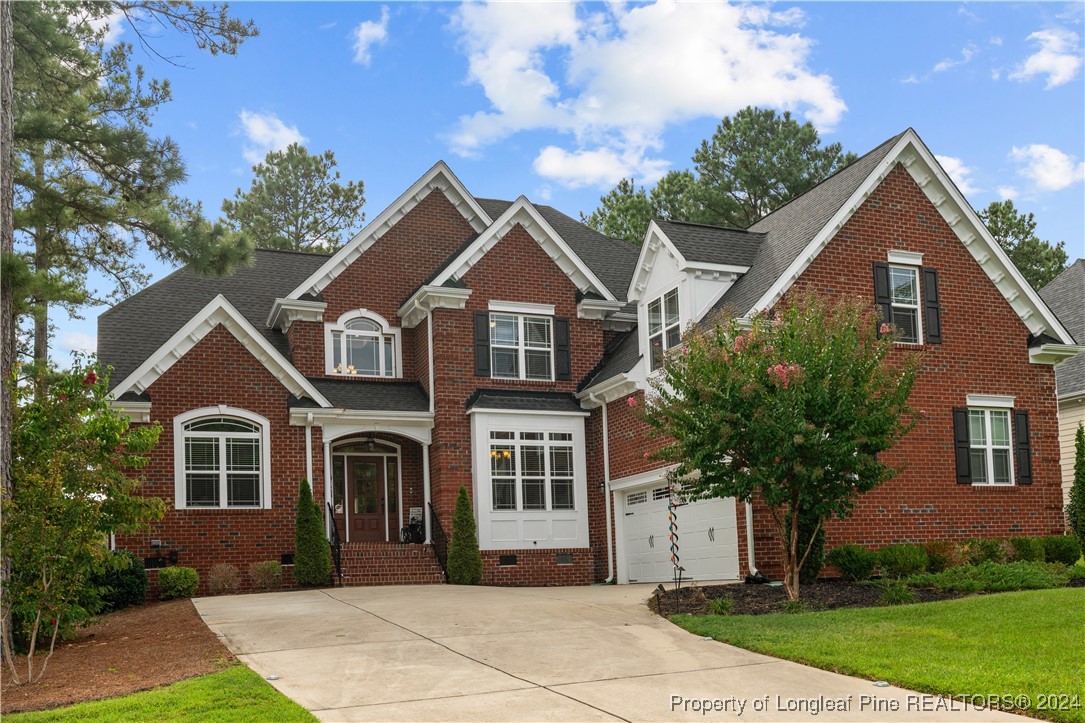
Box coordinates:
[643,293,921,600]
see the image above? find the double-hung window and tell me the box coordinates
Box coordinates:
[490,314,553,381]
[331,318,396,377]
[489,431,575,511]
[888,266,921,344]
[181,417,263,508]
[647,288,680,371]
[968,409,1013,486]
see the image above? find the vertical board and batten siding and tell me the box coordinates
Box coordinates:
[1058,396,1085,505]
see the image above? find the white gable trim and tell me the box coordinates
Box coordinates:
[628,221,748,302]
[745,130,1075,345]
[427,197,617,301]
[285,161,492,300]
[111,294,331,406]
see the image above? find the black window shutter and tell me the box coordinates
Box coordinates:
[922,267,943,344]
[873,262,891,335]
[1014,410,1032,485]
[953,408,971,484]
[554,317,571,381]
[473,311,490,377]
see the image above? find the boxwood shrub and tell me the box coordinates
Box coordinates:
[827,545,877,581]
[1007,536,1045,562]
[94,550,147,610]
[1042,535,1082,565]
[159,566,199,599]
[877,544,928,578]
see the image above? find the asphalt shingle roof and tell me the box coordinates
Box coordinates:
[579,330,641,391]
[1039,259,1085,396]
[709,131,907,320]
[291,379,430,412]
[654,219,764,268]
[98,249,330,390]
[465,389,585,414]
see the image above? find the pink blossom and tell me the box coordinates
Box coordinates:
[681,346,689,356]
[642,452,649,459]
[879,323,891,335]
[733,334,748,353]
[767,361,802,389]
[82,371,97,386]
[626,396,637,408]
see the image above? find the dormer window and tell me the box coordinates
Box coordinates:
[326,310,401,378]
[648,288,680,371]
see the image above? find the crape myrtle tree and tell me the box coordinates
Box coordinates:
[642,293,921,600]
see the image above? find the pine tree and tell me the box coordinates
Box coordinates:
[293,480,332,587]
[447,486,483,585]
[1067,424,1085,550]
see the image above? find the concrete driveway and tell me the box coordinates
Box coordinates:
[194,584,1018,722]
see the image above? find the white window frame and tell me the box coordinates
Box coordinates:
[488,313,554,381]
[968,407,1015,486]
[888,264,923,345]
[325,308,403,378]
[173,406,272,510]
[647,287,681,371]
[488,431,576,513]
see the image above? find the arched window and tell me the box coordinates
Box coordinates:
[326,310,400,378]
[174,408,271,509]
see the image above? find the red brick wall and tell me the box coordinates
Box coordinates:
[115,325,324,595]
[481,549,595,586]
[288,189,478,380]
[428,223,609,581]
[749,163,1064,576]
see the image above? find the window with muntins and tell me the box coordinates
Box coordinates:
[490,313,553,381]
[889,266,921,344]
[648,288,680,370]
[182,417,263,507]
[331,318,396,377]
[489,431,575,511]
[968,409,1013,485]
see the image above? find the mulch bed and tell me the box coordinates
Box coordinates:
[648,578,1082,617]
[1,599,234,714]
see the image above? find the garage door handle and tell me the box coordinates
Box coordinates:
[649,535,654,548]
[708,527,715,542]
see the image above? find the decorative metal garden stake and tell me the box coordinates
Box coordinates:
[668,485,683,615]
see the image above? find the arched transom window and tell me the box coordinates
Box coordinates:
[174,408,271,509]
[327,311,400,378]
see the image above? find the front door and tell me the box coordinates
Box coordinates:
[348,456,385,542]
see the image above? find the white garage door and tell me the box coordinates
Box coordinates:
[623,486,739,583]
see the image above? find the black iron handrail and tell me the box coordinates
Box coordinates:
[427,502,449,581]
[326,502,343,586]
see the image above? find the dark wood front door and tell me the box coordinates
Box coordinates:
[348,457,385,542]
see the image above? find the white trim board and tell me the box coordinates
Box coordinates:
[427,197,617,302]
[286,161,493,300]
[744,129,1074,346]
[628,221,749,303]
[111,294,331,407]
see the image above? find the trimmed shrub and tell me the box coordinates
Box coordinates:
[1042,535,1082,566]
[448,486,483,585]
[1066,425,1085,551]
[878,544,928,578]
[250,560,283,591]
[208,563,240,595]
[907,561,1069,592]
[294,479,332,587]
[786,509,825,585]
[923,540,964,573]
[159,566,199,599]
[1007,537,1045,562]
[827,545,877,582]
[960,538,1007,564]
[94,550,148,610]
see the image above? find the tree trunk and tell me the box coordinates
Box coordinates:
[1,0,18,666]
[32,150,48,378]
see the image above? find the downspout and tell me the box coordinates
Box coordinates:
[745,501,758,576]
[588,392,615,583]
[427,310,435,414]
[305,412,314,486]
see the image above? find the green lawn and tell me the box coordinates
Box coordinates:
[674,588,1085,722]
[6,664,315,722]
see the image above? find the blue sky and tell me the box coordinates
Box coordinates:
[56,1,1085,363]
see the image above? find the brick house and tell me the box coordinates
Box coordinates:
[100,129,1081,591]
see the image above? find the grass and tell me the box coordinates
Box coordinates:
[5,665,315,722]
[673,588,1085,722]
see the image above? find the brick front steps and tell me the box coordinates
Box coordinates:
[337,542,445,586]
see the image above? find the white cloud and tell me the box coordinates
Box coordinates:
[449,1,846,187]
[1008,28,1083,89]
[352,6,389,66]
[1010,143,1085,191]
[901,74,921,85]
[238,110,308,164]
[87,7,126,45]
[59,331,97,356]
[320,21,338,31]
[933,44,978,73]
[997,186,1019,201]
[935,155,980,195]
[990,36,1003,47]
